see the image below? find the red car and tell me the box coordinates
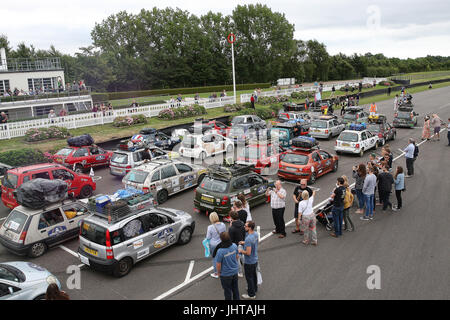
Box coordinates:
[52,145,112,173]
[1,163,96,209]
[278,147,338,184]
[236,142,286,175]
[207,120,231,137]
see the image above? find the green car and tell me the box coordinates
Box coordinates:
[194,164,274,217]
[270,122,310,148]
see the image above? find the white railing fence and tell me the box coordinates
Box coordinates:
[0,96,236,140]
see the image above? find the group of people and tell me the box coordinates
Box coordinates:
[422,113,444,141]
[205,194,259,300]
[93,102,114,115]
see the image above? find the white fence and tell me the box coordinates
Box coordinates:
[0,96,235,140]
[240,77,388,102]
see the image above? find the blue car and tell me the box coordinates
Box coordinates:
[139,128,181,150]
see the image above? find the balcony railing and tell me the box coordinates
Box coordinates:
[0,87,92,105]
[0,57,62,72]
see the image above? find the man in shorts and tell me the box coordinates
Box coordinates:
[431,114,442,141]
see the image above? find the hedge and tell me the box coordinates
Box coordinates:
[158,105,207,120]
[0,149,48,167]
[92,83,271,101]
[235,104,283,120]
[25,126,71,142]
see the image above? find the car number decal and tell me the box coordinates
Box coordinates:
[244,189,251,195]
[158,227,174,239]
[137,247,150,259]
[96,155,105,161]
[257,185,267,194]
[184,175,195,183]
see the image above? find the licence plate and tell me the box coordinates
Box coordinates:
[5,230,15,240]
[201,196,214,203]
[313,129,321,132]
[79,254,90,266]
[342,143,350,147]
[84,247,98,256]
[286,167,297,171]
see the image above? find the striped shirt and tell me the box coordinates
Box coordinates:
[269,188,286,209]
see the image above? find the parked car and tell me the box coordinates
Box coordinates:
[228,123,265,145]
[194,164,274,217]
[309,116,345,139]
[0,162,12,197]
[231,115,266,130]
[278,145,338,184]
[1,164,96,210]
[52,145,113,173]
[189,120,231,137]
[236,141,286,175]
[77,206,195,277]
[110,144,179,177]
[393,108,418,128]
[0,262,61,300]
[335,126,380,157]
[179,133,234,160]
[0,199,91,257]
[122,159,207,204]
[341,106,369,125]
[139,128,180,150]
[366,115,396,145]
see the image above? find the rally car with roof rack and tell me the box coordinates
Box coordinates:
[110,139,179,177]
[342,106,369,125]
[122,159,207,204]
[393,107,418,128]
[236,138,286,175]
[178,132,234,160]
[194,164,274,218]
[52,145,112,174]
[334,123,380,157]
[278,137,338,184]
[366,115,396,145]
[309,115,345,139]
[77,197,195,277]
[139,128,180,150]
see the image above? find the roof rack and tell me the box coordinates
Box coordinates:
[208,163,253,180]
[291,145,320,152]
[368,115,386,123]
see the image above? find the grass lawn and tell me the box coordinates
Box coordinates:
[1,81,449,154]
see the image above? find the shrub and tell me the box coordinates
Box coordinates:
[24,126,70,142]
[0,149,48,167]
[235,106,277,120]
[223,103,251,113]
[257,95,290,105]
[158,105,206,120]
[291,91,314,100]
[379,80,396,86]
[112,114,148,127]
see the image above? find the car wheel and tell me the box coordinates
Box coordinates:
[28,242,47,258]
[332,161,338,172]
[157,189,169,204]
[33,294,46,300]
[113,257,133,277]
[309,173,316,184]
[178,227,192,245]
[200,151,207,161]
[80,185,93,198]
[74,164,84,174]
[359,149,364,157]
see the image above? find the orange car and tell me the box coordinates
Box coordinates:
[278,147,338,184]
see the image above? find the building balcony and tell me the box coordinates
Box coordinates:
[0,57,62,73]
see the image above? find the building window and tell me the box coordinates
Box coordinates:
[27,78,56,92]
[0,80,10,94]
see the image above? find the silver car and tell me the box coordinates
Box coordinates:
[77,206,195,277]
[309,116,345,139]
[0,261,61,300]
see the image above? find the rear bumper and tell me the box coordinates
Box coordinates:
[0,236,29,256]
[1,195,17,209]
[78,248,118,273]
[334,146,360,154]
[393,122,414,128]
[309,132,329,138]
[109,167,127,177]
[194,200,229,216]
[278,171,311,180]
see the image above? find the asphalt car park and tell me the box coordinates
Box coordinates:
[0,86,449,299]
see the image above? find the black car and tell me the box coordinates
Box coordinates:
[139,128,181,150]
[366,116,397,145]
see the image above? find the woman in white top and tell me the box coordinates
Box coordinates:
[206,212,227,278]
[237,194,252,222]
[298,190,317,246]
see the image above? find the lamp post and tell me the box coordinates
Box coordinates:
[228,33,237,104]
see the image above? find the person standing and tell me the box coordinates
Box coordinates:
[250,94,255,109]
[232,200,248,224]
[431,114,442,141]
[369,102,377,117]
[403,138,416,177]
[237,194,252,222]
[239,221,259,299]
[48,109,56,123]
[387,86,391,96]
[215,232,240,300]
[207,212,227,278]
[298,190,317,245]
[394,94,399,111]
[361,166,377,221]
[266,180,287,238]
[342,175,355,231]
[393,166,405,211]
[447,118,450,146]
[377,165,394,211]
[228,211,246,278]
[0,112,8,129]
[422,116,431,141]
[353,164,366,214]
[330,177,346,237]
[292,179,313,234]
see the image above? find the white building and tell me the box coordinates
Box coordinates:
[0,48,92,120]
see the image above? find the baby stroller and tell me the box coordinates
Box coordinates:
[315,199,334,231]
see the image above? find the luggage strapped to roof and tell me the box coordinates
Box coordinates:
[348,123,367,131]
[207,164,253,180]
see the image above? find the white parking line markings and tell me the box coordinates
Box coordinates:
[0,217,6,221]
[59,245,79,258]
[184,260,195,284]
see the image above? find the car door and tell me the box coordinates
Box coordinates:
[160,165,179,195]
[247,174,267,204]
[213,134,225,154]
[72,147,90,169]
[367,131,377,148]
[132,150,145,168]
[201,135,214,155]
[51,169,77,196]
[311,152,322,176]
[35,208,70,246]
[331,119,339,136]
[0,281,28,300]
[146,213,177,254]
[61,202,90,236]
[119,217,148,262]
[360,132,368,149]
[90,147,109,166]
[175,163,196,190]
[232,175,252,204]
[319,151,333,174]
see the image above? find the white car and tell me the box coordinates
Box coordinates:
[309,116,345,139]
[178,133,234,160]
[334,129,380,157]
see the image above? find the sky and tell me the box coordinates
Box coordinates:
[1,0,449,59]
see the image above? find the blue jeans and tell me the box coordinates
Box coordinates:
[364,194,374,218]
[356,189,365,209]
[332,206,344,236]
[220,274,240,300]
[244,263,258,297]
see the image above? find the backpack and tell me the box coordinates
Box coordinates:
[414,145,419,158]
[343,187,354,209]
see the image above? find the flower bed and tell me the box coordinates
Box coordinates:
[158,105,206,120]
[112,114,148,127]
[257,95,290,105]
[223,102,251,113]
[25,126,70,142]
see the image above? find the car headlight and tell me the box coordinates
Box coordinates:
[46,275,58,285]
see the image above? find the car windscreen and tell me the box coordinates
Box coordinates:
[200,177,229,193]
[2,173,18,188]
[231,117,244,125]
[80,221,106,246]
[366,124,380,132]
[397,112,412,119]
[182,136,198,148]
[310,120,327,129]
[240,146,261,159]
[124,170,149,184]
[55,148,73,156]
[343,113,357,120]
[111,152,128,164]
[338,132,359,142]
[281,153,309,165]
[3,209,28,234]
